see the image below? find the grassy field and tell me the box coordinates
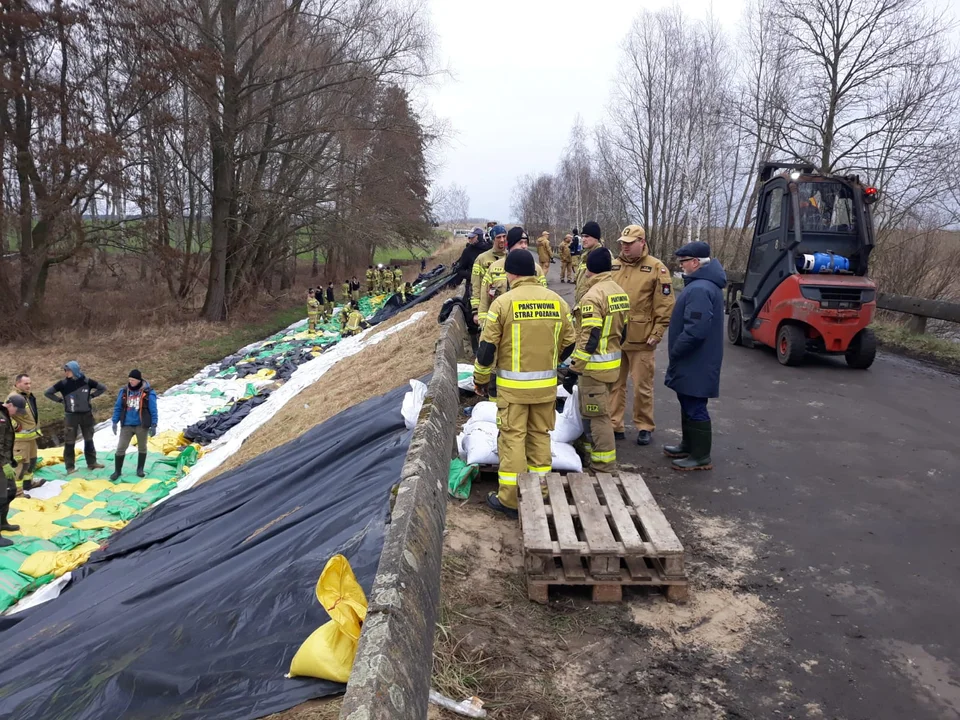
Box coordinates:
[871,319,960,370]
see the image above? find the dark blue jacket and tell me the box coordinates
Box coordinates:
[112,382,158,428]
[664,259,726,399]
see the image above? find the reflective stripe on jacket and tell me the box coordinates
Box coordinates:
[477,256,548,323]
[571,272,629,383]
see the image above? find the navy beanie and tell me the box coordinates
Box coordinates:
[586,247,613,274]
[506,226,528,249]
[504,249,536,277]
[581,221,602,240]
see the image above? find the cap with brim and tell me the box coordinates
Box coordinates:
[618,224,646,243]
[6,394,26,411]
[468,227,483,238]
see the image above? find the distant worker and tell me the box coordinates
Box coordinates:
[610,225,675,446]
[45,361,107,473]
[325,282,335,315]
[470,224,507,326]
[420,258,427,272]
[306,289,321,333]
[110,370,158,481]
[0,394,26,546]
[393,266,403,292]
[536,231,552,267]
[350,276,361,304]
[563,248,628,473]
[342,303,368,337]
[663,241,726,471]
[376,264,386,294]
[559,234,574,283]
[477,226,548,325]
[366,265,376,294]
[342,280,351,303]
[8,374,44,492]
[474,249,576,518]
[402,281,414,303]
[574,222,604,302]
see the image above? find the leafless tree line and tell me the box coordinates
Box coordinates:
[0,0,437,332]
[512,0,960,299]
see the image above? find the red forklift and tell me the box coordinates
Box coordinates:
[726,162,880,368]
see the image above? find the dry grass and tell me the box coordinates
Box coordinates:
[264,697,343,720]
[211,290,455,479]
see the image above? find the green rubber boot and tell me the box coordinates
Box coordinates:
[663,416,690,458]
[671,421,713,471]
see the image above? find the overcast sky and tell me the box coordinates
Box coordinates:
[423,0,746,222]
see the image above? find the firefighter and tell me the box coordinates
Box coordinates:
[536,231,553,267]
[351,276,361,304]
[325,282,335,315]
[342,303,368,337]
[610,225,675,445]
[110,370,158,480]
[8,374,44,492]
[306,289,321,333]
[575,221,605,303]
[474,249,576,518]
[394,265,403,293]
[342,280,351,303]
[376,264,387,294]
[563,248,628,473]
[366,265,376,294]
[470,224,508,326]
[45,362,107,473]
[477,227,548,326]
[0,394,26,546]
[559,234,574,283]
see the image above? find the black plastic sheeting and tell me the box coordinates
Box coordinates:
[0,383,412,720]
[413,264,447,285]
[368,269,458,326]
[183,391,273,445]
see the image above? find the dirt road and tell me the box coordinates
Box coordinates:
[549,259,960,719]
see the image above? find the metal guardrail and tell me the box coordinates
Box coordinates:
[725,271,960,334]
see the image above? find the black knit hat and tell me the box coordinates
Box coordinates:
[504,249,536,277]
[581,221,602,240]
[128,369,143,381]
[506,226,528,249]
[586,247,613,274]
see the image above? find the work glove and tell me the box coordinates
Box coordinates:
[2,464,15,481]
[112,422,118,435]
[474,381,488,398]
[562,371,580,394]
[149,426,157,438]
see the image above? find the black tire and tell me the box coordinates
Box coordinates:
[845,328,877,369]
[776,324,807,366]
[727,306,744,346]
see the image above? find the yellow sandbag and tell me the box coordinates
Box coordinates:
[70,517,126,531]
[144,429,187,455]
[253,368,276,380]
[4,515,65,540]
[287,555,368,682]
[64,479,116,500]
[37,447,83,468]
[19,541,101,579]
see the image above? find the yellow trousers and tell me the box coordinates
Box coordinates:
[561,261,574,282]
[496,398,554,509]
[580,376,616,473]
[611,347,656,433]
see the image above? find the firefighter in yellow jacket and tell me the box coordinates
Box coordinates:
[536,231,552,267]
[393,266,403,293]
[366,266,376,294]
[477,227,548,325]
[470,224,507,325]
[341,281,351,303]
[306,289,322,333]
[563,248,628,473]
[8,374,45,492]
[559,235,574,282]
[474,249,576,518]
[575,221,605,303]
[341,302,368,337]
[610,224,675,445]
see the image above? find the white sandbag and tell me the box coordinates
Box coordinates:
[401,379,429,429]
[556,385,570,399]
[551,386,583,444]
[456,432,466,460]
[551,441,583,472]
[463,421,499,466]
[465,401,498,428]
[457,363,476,391]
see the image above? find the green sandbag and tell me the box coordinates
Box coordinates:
[448,458,478,500]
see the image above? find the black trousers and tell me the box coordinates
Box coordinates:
[64,412,97,469]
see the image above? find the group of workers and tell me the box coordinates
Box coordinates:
[366,264,405,295]
[1,364,160,546]
[467,220,726,518]
[306,264,417,336]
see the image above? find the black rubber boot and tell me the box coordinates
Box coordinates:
[110,455,124,482]
[64,443,76,474]
[663,416,690,458]
[671,421,713,471]
[0,533,11,548]
[1,507,20,532]
[136,453,147,478]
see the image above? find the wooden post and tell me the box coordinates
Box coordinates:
[906,314,927,334]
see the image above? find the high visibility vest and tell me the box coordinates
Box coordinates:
[570,273,629,383]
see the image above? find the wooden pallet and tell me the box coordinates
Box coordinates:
[518,471,688,604]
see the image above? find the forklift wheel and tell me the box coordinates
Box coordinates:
[727,306,744,346]
[845,328,877,369]
[776,324,807,366]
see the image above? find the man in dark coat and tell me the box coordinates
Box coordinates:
[663,241,726,471]
[453,228,492,300]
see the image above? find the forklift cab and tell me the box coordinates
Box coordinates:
[737,164,877,326]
